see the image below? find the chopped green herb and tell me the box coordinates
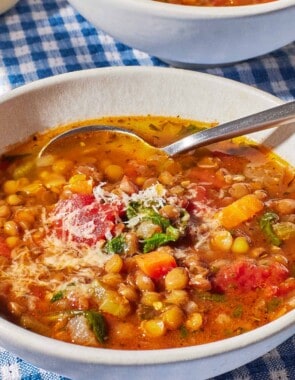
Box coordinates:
[180,325,189,338]
[178,124,206,137]
[50,290,64,303]
[105,235,126,254]
[232,305,243,318]
[143,226,180,253]
[266,298,281,312]
[84,310,107,344]
[259,212,282,246]
[198,292,226,302]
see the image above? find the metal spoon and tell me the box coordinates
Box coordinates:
[39,100,295,158]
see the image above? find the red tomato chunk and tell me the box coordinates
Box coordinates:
[51,194,123,245]
[212,259,289,293]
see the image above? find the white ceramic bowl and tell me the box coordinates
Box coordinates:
[0,0,19,15]
[67,0,295,67]
[0,67,295,380]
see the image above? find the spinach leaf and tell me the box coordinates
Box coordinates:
[126,201,140,219]
[105,235,126,254]
[127,202,170,230]
[143,225,179,253]
[143,209,170,230]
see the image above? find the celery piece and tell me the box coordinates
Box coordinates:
[273,222,295,241]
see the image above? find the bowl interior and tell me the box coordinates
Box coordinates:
[0,66,294,379]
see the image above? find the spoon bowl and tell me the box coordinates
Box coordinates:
[39,101,295,159]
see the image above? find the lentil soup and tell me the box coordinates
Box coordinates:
[0,116,295,350]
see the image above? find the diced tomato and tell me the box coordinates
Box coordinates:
[212,151,248,173]
[135,250,177,280]
[187,168,225,188]
[212,259,289,293]
[0,237,11,258]
[186,185,208,213]
[51,193,123,246]
[271,278,295,297]
[30,284,47,299]
[189,185,208,202]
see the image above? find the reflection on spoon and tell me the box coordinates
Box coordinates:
[39,100,295,158]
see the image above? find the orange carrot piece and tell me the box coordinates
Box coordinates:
[135,251,177,279]
[216,194,264,229]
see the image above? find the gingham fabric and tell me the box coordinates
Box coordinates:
[0,1,295,379]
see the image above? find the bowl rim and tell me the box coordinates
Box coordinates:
[89,0,295,18]
[1,307,295,365]
[0,66,293,367]
[0,0,19,15]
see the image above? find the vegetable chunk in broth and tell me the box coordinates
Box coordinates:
[0,115,295,350]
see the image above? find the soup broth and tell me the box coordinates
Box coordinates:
[0,116,294,350]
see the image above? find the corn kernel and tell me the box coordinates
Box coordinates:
[66,179,93,194]
[210,230,233,252]
[6,194,24,206]
[104,164,124,183]
[135,176,146,186]
[43,174,66,189]
[185,312,203,331]
[21,182,43,195]
[3,221,19,236]
[5,236,21,249]
[231,236,250,254]
[3,180,18,195]
[100,159,112,170]
[141,319,166,338]
[0,205,11,218]
[161,306,184,330]
[69,174,86,183]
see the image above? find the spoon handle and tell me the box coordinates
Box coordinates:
[163,101,295,156]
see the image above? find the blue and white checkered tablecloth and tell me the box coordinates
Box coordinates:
[0,1,295,379]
